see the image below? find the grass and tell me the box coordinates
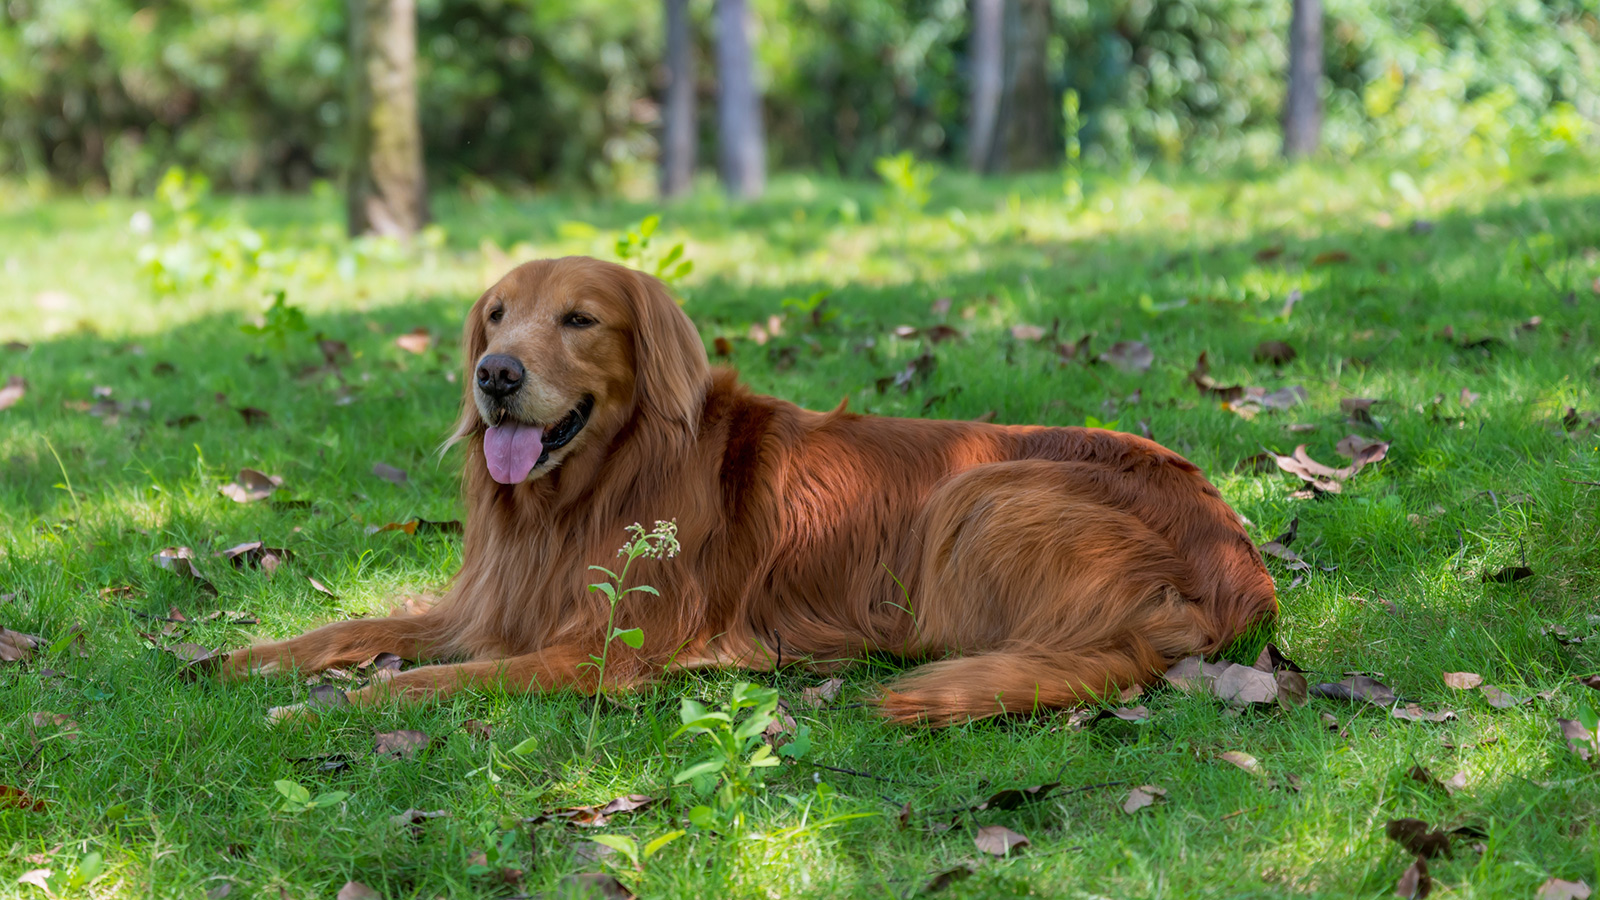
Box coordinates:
[2,155,1599,899]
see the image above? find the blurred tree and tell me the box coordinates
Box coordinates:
[347,0,427,236]
[1283,0,1323,157]
[660,0,695,197]
[968,0,1056,172]
[967,0,1002,171]
[715,0,765,198]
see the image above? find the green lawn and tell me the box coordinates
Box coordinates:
[2,157,1599,899]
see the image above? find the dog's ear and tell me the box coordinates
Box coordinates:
[626,270,709,434]
[440,292,492,455]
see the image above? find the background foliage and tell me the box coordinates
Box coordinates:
[2,0,1599,189]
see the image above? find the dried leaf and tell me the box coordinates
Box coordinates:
[1479,685,1528,709]
[712,336,732,357]
[1442,672,1483,690]
[1010,324,1045,342]
[1386,819,1453,859]
[1275,671,1309,708]
[371,462,408,485]
[979,782,1058,811]
[308,684,351,709]
[374,729,429,759]
[556,873,633,899]
[237,406,271,426]
[0,375,26,411]
[1253,340,1297,365]
[1122,784,1167,814]
[922,866,973,894]
[217,541,292,574]
[337,882,382,900]
[1219,751,1261,774]
[1215,663,1279,706]
[1394,856,1431,899]
[307,577,337,598]
[1482,566,1534,584]
[395,328,432,354]
[1311,249,1351,266]
[0,627,42,663]
[206,882,233,899]
[1310,675,1395,705]
[973,824,1030,857]
[1163,655,1229,692]
[1537,879,1593,900]
[1,784,47,811]
[218,468,283,503]
[1188,352,1246,401]
[1259,541,1312,572]
[1559,718,1596,761]
[1098,341,1154,373]
[1334,434,1390,465]
[799,677,843,708]
[152,547,217,595]
[390,808,449,828]
[1392,704,1457,723]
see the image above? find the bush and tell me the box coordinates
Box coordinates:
[0,0,1595,191]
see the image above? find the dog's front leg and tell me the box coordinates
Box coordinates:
[218,615,442,680]
[340,643,640,706]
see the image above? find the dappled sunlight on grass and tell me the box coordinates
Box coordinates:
[2,156,1598,896]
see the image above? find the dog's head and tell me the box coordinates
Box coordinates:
[446,256,709,484]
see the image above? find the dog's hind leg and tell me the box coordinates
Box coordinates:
[217,614,444,680]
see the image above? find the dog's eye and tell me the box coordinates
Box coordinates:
[562,312,597,328]
[488,306,505,324]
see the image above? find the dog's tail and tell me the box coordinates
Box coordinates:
[877,636,1169,726]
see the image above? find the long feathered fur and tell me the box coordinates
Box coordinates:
[222,257,1277,724]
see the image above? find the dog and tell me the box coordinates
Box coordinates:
[221,256,1276,724]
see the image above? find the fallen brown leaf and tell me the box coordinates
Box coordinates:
[1219,751,1261,774]
[374,729,430,759]
[1479,685,1528,709]
[799,677,844,708]
[979,782,1058,811]
[1310,675,1395,705]
[307,576,337,598]
[217,541,292,575]
[0,627,42,663]
[1559,718,1596,761]
[152,547,218,595]
[337,882,382,900]
[390,808,449,828]
[1253,340,1297,365]
[1098,341,1154,374]
[1,784,47,811]
[1443,672,1483,690]
[365,518,463,537]
[1163,655,1229,692]
[1386,819,1453,859]
[973,824,1029,857]
[0,375,26,411]
[1392,704,1456,723]
[237,406,271,426]
[218,468,283,503]
[1215,664,1279,707]
[395,328,432,354]
[1394,856,1431,898]
[371,462,408,485]
[1482,566,1534,584]
[712,336,732,357]
[1311,249,1351,266]
[1010,324,1046,342]
[1188,352,1245,401]
[1537,879,1593,900]
[922,866,973,894]
[1121,784,1167,814]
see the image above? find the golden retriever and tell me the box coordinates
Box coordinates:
[221,256,1276,724]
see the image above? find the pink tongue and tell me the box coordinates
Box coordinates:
[483,422,546,484]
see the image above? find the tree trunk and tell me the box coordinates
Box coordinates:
[970,0,1055,173]
[660,0,696,198]
[967,0,1003,172]
[347,0,427,237]
[1283,0,1323,158]
[714,0,764,199]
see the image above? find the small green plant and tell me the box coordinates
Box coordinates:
[22,852,104,896]
[873,152,935,217]
[1062,89,1083,208]
[582,520,679,754]
[615,215,694,285]
[239,290,309,357]
[464,735,540,788]
[589,830,687,879]
[1083,414,1120,431]
[779,290,838,332]
[465,827,522,879]
[673,682,810,834]
[273,779,348,813]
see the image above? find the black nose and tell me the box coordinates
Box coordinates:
[476,354,525,398]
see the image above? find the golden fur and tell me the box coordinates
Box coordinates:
[221,256,1277,724]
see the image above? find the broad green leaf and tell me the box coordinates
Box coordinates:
[643,830,686,859]
[687,805,716,829]
[274,780,310,805]
[625,584,660,596]
[612,627,644,649]
[673,757,725,784]
[508,736,538,756]
[589,835,639,868]
[310,790,349,808]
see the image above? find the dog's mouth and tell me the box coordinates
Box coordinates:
[483,395,594,484]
